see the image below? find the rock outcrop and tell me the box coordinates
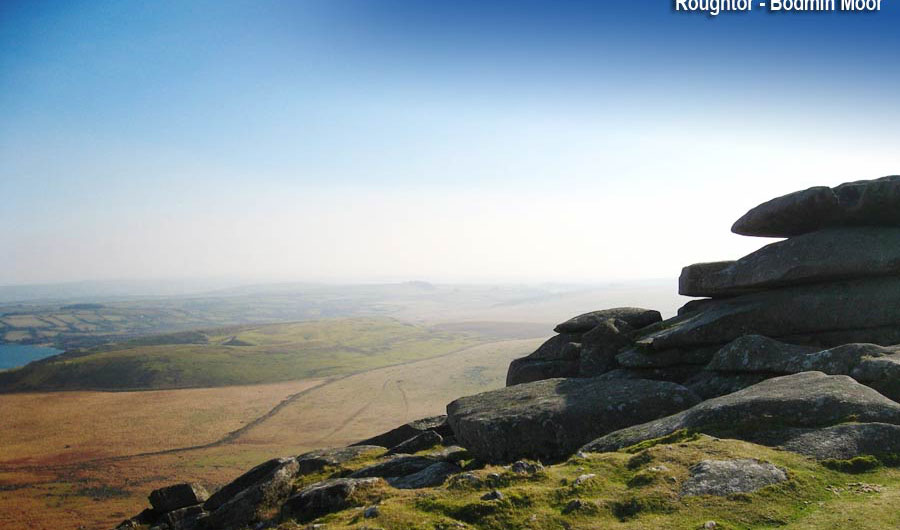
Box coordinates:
[731,175,900,237]
[505,175,900,402]
[581,372,900,454]
[117,175,900,529]
[447,377,700,463]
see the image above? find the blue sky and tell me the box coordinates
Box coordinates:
[2,1,899,285]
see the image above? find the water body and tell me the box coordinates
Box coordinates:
[0,343,63,370]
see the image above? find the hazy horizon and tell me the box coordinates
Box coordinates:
[3,1,899,286]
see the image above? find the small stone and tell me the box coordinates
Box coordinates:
[481,490,504,501]
[510,461,544,475]
[574,474,596,486]
[562,499,586,514]
[704,522,718,529]
[364,505,379,518]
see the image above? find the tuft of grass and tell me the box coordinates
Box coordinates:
[822,455,882,473]
[623,429,701,454]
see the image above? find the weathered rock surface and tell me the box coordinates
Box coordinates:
[447,377,700,463]
[203,457,299,529]
[386,461,461,489]
[386,430,443,455]
[852,353,900,402]
[684,371,772,400]
[704,335,818,373]
[732,176,900,238]
[715,340,897,376]
[767,423,900,460]
[639,276,900,350]
[582,372,900,453]
[297,446,385,475]
[681,459,787,497]
[281,477,382,523]
[578,319,633,377]
[348,455,439,479]
[158,505,206,530]
[352,416,452,448]
[148,483,209,513]
[616,346,717,368]
[681,227,900,297]
[554,307,661,334]
[506,334,581,386]
[596,366,701,384]
[702,337,900,400]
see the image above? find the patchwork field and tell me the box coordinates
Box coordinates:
[0,337,543,530]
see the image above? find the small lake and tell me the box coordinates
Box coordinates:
[0,344,64,370]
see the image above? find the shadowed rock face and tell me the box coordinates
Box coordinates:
[554,307,661,334]
[732,175,900,237]
[638,276,900,351]
[351,415,452,448]
[149,483,209,513]
[506,334,582,386]
[769,423,900,460]
[281,478,382,523]
[581,372,900,454]
[203,457,299,530]
[680,227,900,297]
[447,377,700,463]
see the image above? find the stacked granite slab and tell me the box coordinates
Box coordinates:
[507,176,900,397]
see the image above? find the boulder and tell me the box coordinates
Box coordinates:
[386,430,443,455]
[554,307,661,334]
[203,457,299,529]
[638,276,900,351]
[709,338,896,376]
[852,353,900,402]
[446,377,700,463]
[386,461,461,489]
[732,176,900,237]
[769,423,900,460]
[506,357,580,386]
[578,319,633,377]
[582,372,900,453]
[281,477,383,523]
[616,346,717,368]
[158,505,206,530]
[681,460,787,497]
[506,334,582,386]
[596,366,702,384]
[684,372,772,400]
[297,446,385,475]
[348,455,439,479]
[352,415,453,448]
[148,483,209,513]
[704,335,818,373]
[780,325,900,348]
[703,338,900,399]
[681,227,900,297]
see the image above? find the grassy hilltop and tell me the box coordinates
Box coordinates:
[0,318,532,392]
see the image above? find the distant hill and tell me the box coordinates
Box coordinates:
[0,317,511,392]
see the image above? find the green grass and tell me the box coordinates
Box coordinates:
[0,318,484,391]
[271,435,900,530]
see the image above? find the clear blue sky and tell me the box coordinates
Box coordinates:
[2,1,899,285]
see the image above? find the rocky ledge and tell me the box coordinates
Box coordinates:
[116,176,900,530]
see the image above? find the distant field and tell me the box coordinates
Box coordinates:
[0,337,542,530]
[0,317,507,392]
[0,280,684,351]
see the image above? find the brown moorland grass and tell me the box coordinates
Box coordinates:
[0,338,540,530]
